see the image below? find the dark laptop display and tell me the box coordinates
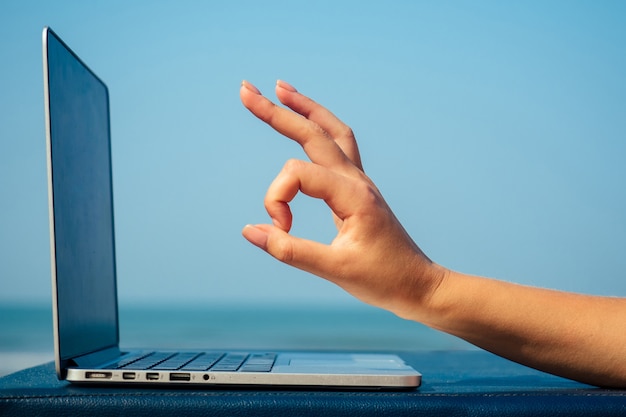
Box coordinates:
[44,28,119,372]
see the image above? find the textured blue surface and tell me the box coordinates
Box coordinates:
[1,351,624,417]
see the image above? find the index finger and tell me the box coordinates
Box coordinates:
[264,159,369,233]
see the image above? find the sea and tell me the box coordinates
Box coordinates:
[0,302,473,377]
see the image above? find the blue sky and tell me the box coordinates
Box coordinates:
[1,1,625,307]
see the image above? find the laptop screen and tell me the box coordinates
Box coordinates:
[44,28,119,362]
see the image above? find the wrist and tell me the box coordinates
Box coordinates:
[390,255,450,323]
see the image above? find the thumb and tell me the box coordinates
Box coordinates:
[242,224,331,273]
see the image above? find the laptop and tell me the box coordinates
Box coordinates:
[41,26,421,389]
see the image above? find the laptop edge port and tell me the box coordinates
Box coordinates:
[85,371,112,379]
[146,372,160,381]
[170,373,191,382]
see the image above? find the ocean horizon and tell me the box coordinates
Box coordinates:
[0,302,473,377]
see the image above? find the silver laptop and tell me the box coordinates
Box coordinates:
[41,26,421,389]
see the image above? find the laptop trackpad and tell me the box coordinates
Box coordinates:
[278,353,411,370]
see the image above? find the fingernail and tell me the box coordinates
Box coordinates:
[276,80,297,92]
[242,224,268,250]
[241,80,261,95]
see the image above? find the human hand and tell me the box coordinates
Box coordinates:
[239,80,445,318]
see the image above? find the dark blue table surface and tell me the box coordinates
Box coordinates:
[1,350,624,416]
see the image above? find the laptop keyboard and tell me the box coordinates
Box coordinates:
[109,352,276,373]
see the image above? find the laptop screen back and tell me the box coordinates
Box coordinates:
[44,28,119,362]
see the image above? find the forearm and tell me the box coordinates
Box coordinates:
[405,269,626,387]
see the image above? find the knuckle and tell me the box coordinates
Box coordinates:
[354,179,381,208]
[269,237,295,264]
[294,121,327,147]
[282,158,306,174]
[338,125,355,140]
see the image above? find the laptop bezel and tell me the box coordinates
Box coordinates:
[42,26,122,379]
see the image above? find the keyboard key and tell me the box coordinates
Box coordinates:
[239,364,274,372]
[107,352,151,369]
[122,352,176,370]
[181,353,224,371]
[240,353,276,372]
[210,353,248,371]
[152,352,201,370]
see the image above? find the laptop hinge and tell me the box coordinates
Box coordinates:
[70,346,121,368]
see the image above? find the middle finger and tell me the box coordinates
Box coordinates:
[240,81,359,175]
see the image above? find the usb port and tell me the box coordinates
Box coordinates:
[170,373,191,382]
[146,372,160,381]
[122,372,136,380]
